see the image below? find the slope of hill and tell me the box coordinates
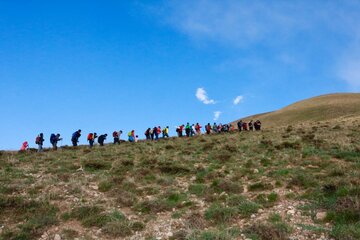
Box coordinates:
[0,114,359,240]
[233,93,360,128]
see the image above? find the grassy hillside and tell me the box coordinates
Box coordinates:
[0,115,359,239]
[233,93,360,128]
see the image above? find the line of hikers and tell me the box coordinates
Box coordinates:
[21,120,261,152]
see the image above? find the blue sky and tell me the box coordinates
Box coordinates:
[1,0,359,150]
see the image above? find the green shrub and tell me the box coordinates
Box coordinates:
[331,223,360,240]
[204,203,237,224]
[189,184,207,196]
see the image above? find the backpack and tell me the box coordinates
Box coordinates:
[35,136,41,144]
[50,134,56,144]
[87,133,93,141]
[128,132,132,137]
[112,131,118,138]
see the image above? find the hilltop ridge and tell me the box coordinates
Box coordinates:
[233,93,360,128]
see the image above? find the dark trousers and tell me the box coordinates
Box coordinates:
[89,140,94,148]
[114,137,120,144]
[52,142,58,150]
[72,139,77,146]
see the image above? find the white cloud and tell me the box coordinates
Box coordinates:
[196,88,215,104]
[233,96,244,105]
[213,111,221,121]
[163,1,360,48]
[155,0,360,89]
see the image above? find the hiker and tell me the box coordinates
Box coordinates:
[71,129,81,146]
[163,126,169,138]
[128,130,135,142]
[118,130,123,141]
[205,123,211,134]
[154,126,159,140]
[20,141,29,151]
[254,120,262,131]
[35,133,44,152]
[191,124,196,136]
[218,123,222,133]
[98,134,107,146]
[87,132,97,148]
[157,126,162,139]
[135,135,139,142]
[237,120,243,131]
[50,133,62,150]
[113,130,122,144]
[150,128,154,140]
[212,123,218,133]
[185,123,191,137]
[249,120,254,131]
[145,128,151,140]
[230,124,235,132]
[242,122,248,131]
[179,125,184,137]
[195,123,202,135]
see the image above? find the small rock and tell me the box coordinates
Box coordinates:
[219,192,227,197]
[54,234,61,240]
[287,209,296,215]
[251,214,256,218]
[253,169,259,173]
[316,212,327,220]
[258,209,264,213]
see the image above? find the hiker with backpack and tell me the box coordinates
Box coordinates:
[212,123,218,133]
[128,130,135,142]
[242,122,248,131]
[113,130,122,144]
[237,120,243,131]
[20,141,29,151]
[150,128,154,140]
[50,133,62,150]
[71,129,81,147]
[191,124,196,136]
[195,123,202,135]
[205,123,211,134]
[145,128,151,140]
[35,133,44,152]
[153,126,159,140]
[178,125,184,137]
[98,134,107,146]
[185,123,191,137]
[87,132,97,148]
[157,126,162,140]
[254,120,262,131]
[217,123,222,133]
[163,126,169,138]
[249,120,254,131]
